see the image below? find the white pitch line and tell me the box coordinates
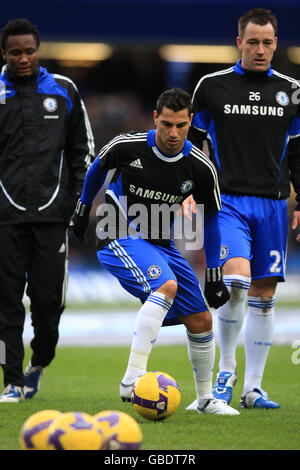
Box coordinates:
[22,309,300,346]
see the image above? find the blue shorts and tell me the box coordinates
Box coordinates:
[219,194,288,281]
[97,237,207,326]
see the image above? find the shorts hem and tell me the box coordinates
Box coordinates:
[251,273,286,283]
[220,254,251,266]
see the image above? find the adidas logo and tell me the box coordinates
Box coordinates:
[59,243,66,253]
[130,158,143,169]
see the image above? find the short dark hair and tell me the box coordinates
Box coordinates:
[156,88,192,117]
[1,18,40,51]
[238,8,277,38]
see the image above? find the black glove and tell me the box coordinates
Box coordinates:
[69,199,91,241]
[64,191,81,227]
[204,267,230,309]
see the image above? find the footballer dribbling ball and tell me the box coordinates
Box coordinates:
[131,371,181,421]
[94,410,142,450]
[47,411,106,450]
[20,409,62,450]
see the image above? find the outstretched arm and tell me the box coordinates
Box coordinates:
[69,157,107,241]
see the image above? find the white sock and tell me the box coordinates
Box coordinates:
[243,296,275,395]
[186,330,215,399]
[217,275,251,372]
[121,292,173,385]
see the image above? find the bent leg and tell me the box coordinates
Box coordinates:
[122,280,176,386]
[97,238,177,395]
[181,311,215,398]
[182,311,239,414]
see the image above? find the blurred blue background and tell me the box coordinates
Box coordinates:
[4,1,300,44]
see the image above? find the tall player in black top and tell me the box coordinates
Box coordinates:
[0,19,94,403]
[70,88,240,415]
[186,8,300,410]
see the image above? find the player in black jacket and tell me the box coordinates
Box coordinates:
[0,19,94,402]
[70,88,240,415]
[186,8,300,410]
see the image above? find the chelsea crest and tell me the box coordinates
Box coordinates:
[43,97,58,112]
[180,180,194,194]
[147,265,161,279]
[276,91,289,106]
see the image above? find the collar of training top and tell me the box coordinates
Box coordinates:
[233,59,273,78]
[146,129,192,159]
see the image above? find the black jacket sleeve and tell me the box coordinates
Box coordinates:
[65,83,95,195]
[63,82,95,222]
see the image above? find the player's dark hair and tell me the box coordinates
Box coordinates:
[1,18,40,51]
[238,8,277,37]
[156,88,192,116]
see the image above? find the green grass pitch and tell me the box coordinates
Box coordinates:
[0,344,299,450]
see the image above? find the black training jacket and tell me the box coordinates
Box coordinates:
[189,60,300,210]
[0,65,94,225]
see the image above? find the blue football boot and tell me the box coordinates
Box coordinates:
[24,361,44,399]
[212,371,237,404]
[240,388,280,409]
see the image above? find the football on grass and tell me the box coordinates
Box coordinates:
[47,411,106,450]
[94,410,142,450]
[20,409,62,450]
[131,371,181,421]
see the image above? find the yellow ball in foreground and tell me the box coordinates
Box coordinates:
[20,409,62,450]
[94,410,142,450]
[47,411,106,450]
[131,371,181,421]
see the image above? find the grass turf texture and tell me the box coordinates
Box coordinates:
[0,344,299,450]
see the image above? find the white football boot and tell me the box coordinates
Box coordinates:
[0,384,25,403]
[186,399,198,410]
[197,394,240,415]
[120,382,134,402]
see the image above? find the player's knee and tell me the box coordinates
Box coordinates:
[182,310,212,334]
[157,279,178,299]
[248,278,277,298]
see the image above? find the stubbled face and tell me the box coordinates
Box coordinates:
[154,106,193,155]
[237,21,277,72]
[2,34,39,77]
